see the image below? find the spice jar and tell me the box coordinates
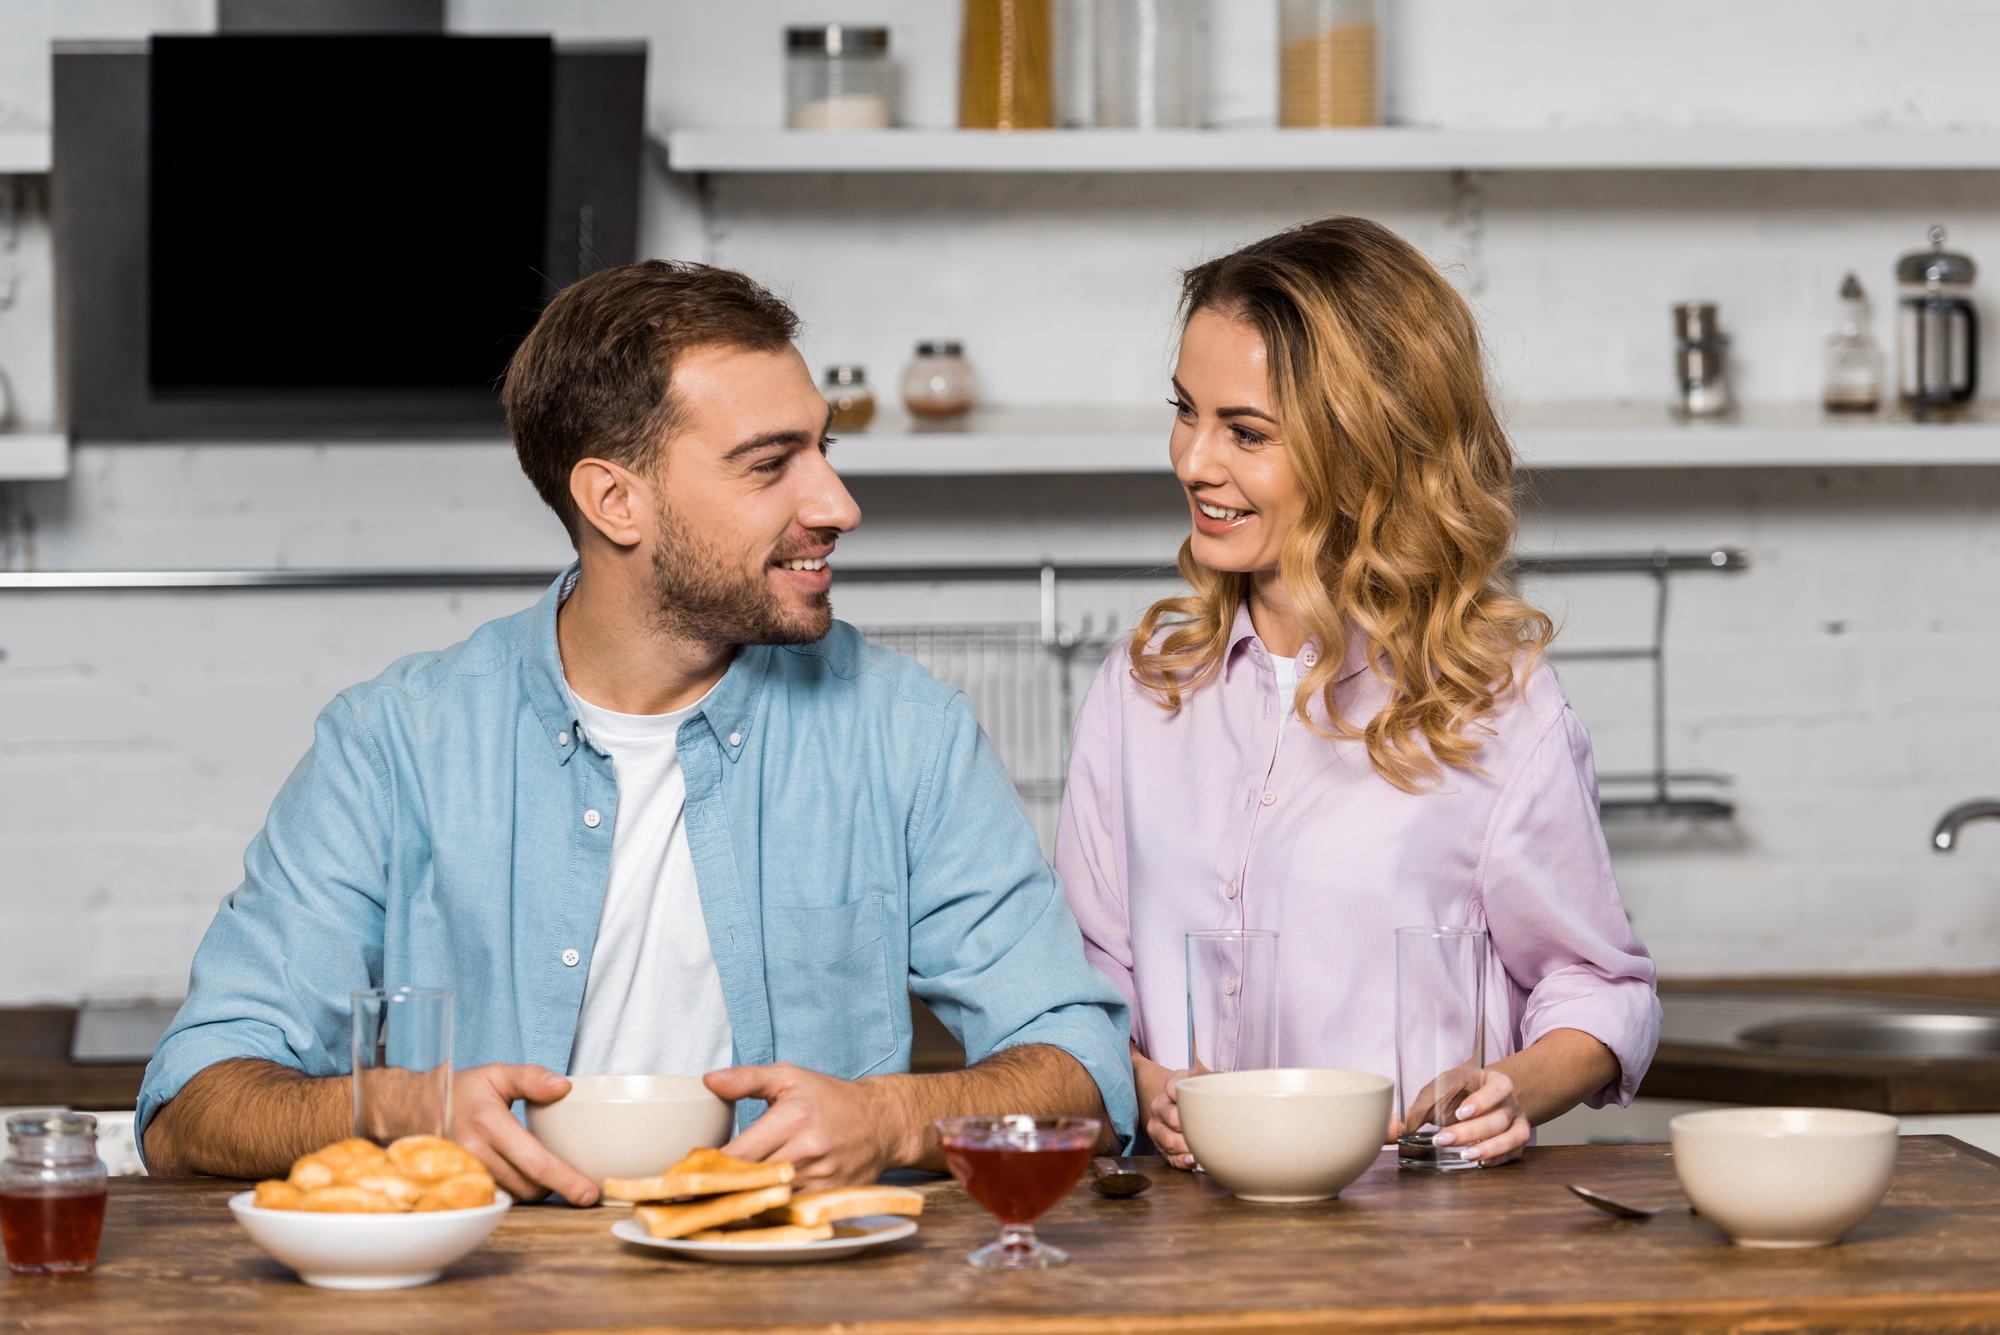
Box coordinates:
[2,1112,109,1275]
[1671,302,1732,418]
[1279,0,1379,128]
[823,364,877,430]
[902,341,980,422]
[787,26,893,130]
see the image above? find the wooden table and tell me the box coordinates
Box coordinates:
[11,1138,2000,1334]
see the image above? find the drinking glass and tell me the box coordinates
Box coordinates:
[936,1115,1100,1269]
[1394,927,1488,1171]
[1186,929,1279,1076]
[352,987,453,1145]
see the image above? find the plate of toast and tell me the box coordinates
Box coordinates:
[604,1148,923,1264]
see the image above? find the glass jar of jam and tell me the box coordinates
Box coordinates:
[823,364,876,430]
[902,340,979,424]
[2,1112,109,1275]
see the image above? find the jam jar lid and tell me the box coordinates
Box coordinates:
[1897,225,1977,286]
[6,1111,97,1138]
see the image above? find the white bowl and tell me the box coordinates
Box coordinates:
[1177,1068,1394,1203]
[525,1074,735,1195]
[1670,1107,1898,1248]
[228,1191,511,1289]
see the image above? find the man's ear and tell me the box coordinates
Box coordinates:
[569,458,650,549]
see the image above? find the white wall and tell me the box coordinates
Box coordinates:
[5,2,2000,1002]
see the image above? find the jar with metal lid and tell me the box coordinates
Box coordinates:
[3,1112,108,1275]
[823,364,877,430]
[787,26,893,130]
[1896,225,1978,419]
[903,341,979,423]
[1671,302,1732,418]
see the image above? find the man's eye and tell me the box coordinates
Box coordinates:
[753,455,787,474]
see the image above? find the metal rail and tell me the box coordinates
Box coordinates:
[0,549,1747,591]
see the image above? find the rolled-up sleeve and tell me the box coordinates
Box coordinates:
[1479,704,1661,1108]
[135,694,392,1157]
[905,691,1138,1146]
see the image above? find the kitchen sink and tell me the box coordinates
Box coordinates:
[1735,1012,2000,1059]
[1662,989,2000,1062]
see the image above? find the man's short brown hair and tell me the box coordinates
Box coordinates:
[502,260,802,542]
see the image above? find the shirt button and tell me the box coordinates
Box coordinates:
[1260,791,1277,806]
[557,731,569,746]
[1300,647,1319,668]
[1225,880,1239,899]
[728,732,741,747]
[1223,978,1238,997]
[561,948,580,967]
[583,809,601,827]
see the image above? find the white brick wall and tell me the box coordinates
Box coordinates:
[4,2,2000,1001]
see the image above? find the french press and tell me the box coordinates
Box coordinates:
[1896,225,1978,418]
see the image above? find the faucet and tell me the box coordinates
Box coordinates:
[1933,800,2000,851]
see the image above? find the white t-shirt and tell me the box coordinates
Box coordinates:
[1271,653,1300,749]
[565,685,736,1078]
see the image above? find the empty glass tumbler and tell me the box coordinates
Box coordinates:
[1394,926,1488,1171]
[1186,929,1279,1075]
[352,986,454,1145]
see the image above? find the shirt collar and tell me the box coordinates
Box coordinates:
[1224,601,1374,685]
[525,560,772,767]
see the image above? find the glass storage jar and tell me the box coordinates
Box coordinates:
[960,0,1055,130]
[903,341,980,422]
[1279,0,1379,128]
[2,1112,108,1275]
[1095,0,1201,129]
[787,26,893,130]
[823,364,877,430]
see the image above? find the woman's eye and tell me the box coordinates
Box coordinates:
[1230,425,1266,446]
[1168,397,1194,417]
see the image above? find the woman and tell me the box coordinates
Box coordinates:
[1055,217,1660,1168]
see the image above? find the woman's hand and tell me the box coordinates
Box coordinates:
[1430,1066,1529,1167]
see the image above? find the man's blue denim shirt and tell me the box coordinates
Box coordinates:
[137,568,1136,1153]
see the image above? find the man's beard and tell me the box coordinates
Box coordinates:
[648,497,832,647]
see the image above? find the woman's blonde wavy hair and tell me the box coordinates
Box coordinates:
[1129,216,1552,792]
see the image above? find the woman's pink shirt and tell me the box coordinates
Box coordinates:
[1055,604,1661,1108]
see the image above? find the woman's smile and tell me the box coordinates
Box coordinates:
[1191,493,1255,535]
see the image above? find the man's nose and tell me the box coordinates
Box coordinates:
[799,450,863,535]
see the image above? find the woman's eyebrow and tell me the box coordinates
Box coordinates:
[1173,376,1277,424]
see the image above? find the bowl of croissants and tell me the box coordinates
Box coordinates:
[227,1135,510,1289]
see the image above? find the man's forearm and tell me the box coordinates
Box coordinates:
[143,1057,350,1179]
[869,1043,1119,1171]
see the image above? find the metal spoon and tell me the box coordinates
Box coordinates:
[1565,1184,1692,1219]
[1090,1157,1153,1198]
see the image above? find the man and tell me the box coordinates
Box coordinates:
[138,261,1134,1202]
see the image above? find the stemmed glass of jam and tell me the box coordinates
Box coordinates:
[935,1115,1100,1269]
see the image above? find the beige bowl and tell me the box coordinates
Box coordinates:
[525,1074,734,1197]
[1177,1068,1393,1203]
[1670,1107,1898,1248]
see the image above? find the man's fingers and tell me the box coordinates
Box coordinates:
[475,1108,599,1205]
[704,1063,790,1104]
[718,1100,805,1165]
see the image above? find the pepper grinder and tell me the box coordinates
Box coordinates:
[1672,302,1732,418]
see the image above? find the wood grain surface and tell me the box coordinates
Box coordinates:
[9,1138,2000,1334]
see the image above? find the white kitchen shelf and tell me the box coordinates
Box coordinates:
[662,126,2000,175]
[0,131,52,175]
[0,432,68,479]
[828,404,2000,475]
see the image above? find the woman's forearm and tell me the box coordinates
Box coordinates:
[1488,1027,1620,1126]
[1131,1043,1173,1124]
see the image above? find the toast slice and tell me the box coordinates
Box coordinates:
[635,1184,793,1239]
[603,1148,795,1202]
[752,1184,925,1227]
[684,1222,834,1244]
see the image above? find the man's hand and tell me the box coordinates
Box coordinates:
[452,1063,599,1205]
[704,1063,900,1192]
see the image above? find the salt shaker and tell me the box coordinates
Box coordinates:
[2,1112,109,1275]
[902,341,980,423]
